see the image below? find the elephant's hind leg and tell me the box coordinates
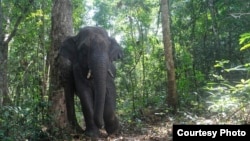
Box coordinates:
[64,83,84,133]
[58,56,83,133]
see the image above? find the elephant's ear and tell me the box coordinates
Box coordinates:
[59,36,77,63]
[109,37,123,61]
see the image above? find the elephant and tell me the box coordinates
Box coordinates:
[57,26,123,137]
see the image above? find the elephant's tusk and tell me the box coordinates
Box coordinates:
[87,69,91,79]
[108,69,114,78]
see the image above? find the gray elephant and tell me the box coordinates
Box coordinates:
[57,26,123,137]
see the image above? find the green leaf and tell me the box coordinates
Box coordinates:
[239,33,250,45]
[240,43,250,51]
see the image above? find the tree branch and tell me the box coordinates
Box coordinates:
[4,0,34,45]
[230,13,250,19]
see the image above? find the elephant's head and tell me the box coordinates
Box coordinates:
[60,26,123,128]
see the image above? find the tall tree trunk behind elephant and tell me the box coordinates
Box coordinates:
[49,0,82,132]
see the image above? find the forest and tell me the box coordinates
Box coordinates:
[0,0,250,140]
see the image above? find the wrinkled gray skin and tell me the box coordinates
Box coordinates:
[57,26,123,137]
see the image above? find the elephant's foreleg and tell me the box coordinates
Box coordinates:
[77,86,100,137]
[104,78,120,135]
[73,64,99,137]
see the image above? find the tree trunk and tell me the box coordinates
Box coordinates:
[208,0,220,60]
[49,0,73,129]
[161,0,177,111]
[0,0,2,106]
[0,0,7,105]
[0,43,10,106]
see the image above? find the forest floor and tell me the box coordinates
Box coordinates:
[72,116,171,141]
[71,110,174,141]
[69,108,250,141]
[107,116,171,141]
[65,102,250,141]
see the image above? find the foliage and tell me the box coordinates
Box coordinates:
[0,0,51,140]
[1,0,250,140]
[72,0,86,31]
[91,0,169,120]
[205,79,250,123]
[204,60,250,123]
[0,104,50,140]
[240,32,250,51]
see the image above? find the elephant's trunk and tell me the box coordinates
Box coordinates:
[90,54,109,128]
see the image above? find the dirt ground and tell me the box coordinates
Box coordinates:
[72,116,172,141]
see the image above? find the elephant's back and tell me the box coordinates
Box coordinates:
[79,26,109,38]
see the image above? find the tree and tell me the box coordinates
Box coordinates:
[161,0,177,110]
[0,0,34,106]
[0,0,8,106]
[49,0,73,130]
